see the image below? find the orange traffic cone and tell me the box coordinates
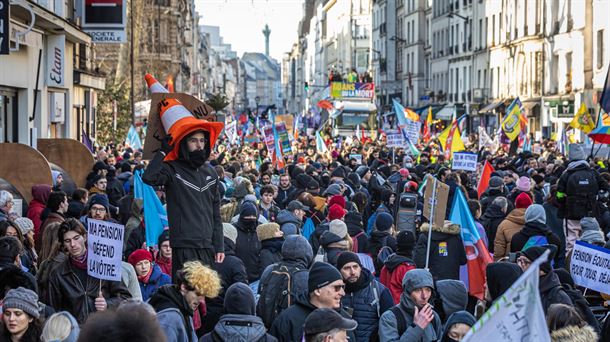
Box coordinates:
[145,73,169,93]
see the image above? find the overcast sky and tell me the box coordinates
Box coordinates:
[195,0,304,61]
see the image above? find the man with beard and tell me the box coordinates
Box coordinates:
[143,97,225,278]
[336,252,393,341]
[276,174,294,210]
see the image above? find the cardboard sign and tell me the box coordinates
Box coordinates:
[570,241,610,294]
[263,126,275,156]
[275,114,294,134]
[452,152,478,172]
[387,133,404,148]
[422,175,449,229]
[143,93,216,160]
[87,219,124,282]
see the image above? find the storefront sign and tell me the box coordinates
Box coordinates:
[331,82,375,99]
[46,35,66,87]
[50,92,65,123]
[0,0,8,54]
[87,219,124,282]
[82,0,127,44]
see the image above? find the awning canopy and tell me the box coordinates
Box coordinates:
[522,102,539,110]
[480,101,503,113]
[335,101,377,113]
[435,105,454,120]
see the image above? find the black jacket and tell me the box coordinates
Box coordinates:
[143,152,223,251]
[259,238,283,273]
[557,160,608,220]
[509,221,562,253]
[234,218,262,282]
[414,223,467,281]
[480,187,513,214]
[47,258,132,323]
[539,271,572,314]
[275,185,294,210]
[480,204,507,254]
[345,211,369,253]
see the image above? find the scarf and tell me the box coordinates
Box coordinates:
[70,252,88,270]
[138,266,153,284]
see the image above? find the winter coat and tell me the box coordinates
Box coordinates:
[67,200,85,219]
[378,275,442,342]
[142,153,223,252]
[200,314,277,342]
[341,269,394,341]
[319,231,350,266]
[139,264,172,301]
[380,254,417,304]
[480,203,507,254]
[480,187,513,214]
[557,160,608,220]
[47,258,132,324]
[150,285,198,342]
[259,238,283,273]
[539,271,572,314]
[27,184,51,236]
[345,211,369,253]
[124,199,144,253]
[276,210,302,236]
[37,253,66,304]
[275,185,294,210]
[308,221,329,253]
[509,221,562,253]
[493,208,526,260]
[234,219,262,282]
[125,223,145,261]
[550,325,599,342]
[369,230,398,274]
[259,203,280,223]
[106,176,126,206]
[37,212,65,250]
[156,255,172,277]
[413,223,467,281]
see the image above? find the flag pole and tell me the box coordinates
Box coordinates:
[425,177,438,270]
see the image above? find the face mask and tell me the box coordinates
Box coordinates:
[188,149,208,168]
[405,163,413,168]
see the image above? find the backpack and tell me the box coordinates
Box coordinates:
[565,168,599,218]
[301,217,315,241]
[351,231,366,253]
[256,263,306,329]
[377,246,394,265]
[314,246,327,263]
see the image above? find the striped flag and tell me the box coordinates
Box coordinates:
[316,130,328,153]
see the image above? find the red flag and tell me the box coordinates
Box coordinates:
[477,160,495,199]
[444,119,458,159]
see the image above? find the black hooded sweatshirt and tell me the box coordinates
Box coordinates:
[149,285,194,339]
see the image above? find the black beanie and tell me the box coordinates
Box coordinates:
[396,230,416,256]
[486,262,522,302]
[336,252,361,270]
[308,262,343,293]
[223,283,255,315]
[521,245,557,274]
[330,167,346,179]
[157,230,170,246]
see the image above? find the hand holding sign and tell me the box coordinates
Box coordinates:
[95,288,107,311]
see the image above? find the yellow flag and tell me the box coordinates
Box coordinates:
[426,106,433,123]
[437,124,465,156]
[501,103,522,141]
[570,103,595,133]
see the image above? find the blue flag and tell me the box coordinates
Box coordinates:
[81,130,94,153]
[600,64,610,115]
[126,125,142,150]
[134,170,168,248]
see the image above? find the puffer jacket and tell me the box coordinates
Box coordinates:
[413,222,467,281]
[341,268,394,341]
[150,285,197,342]
[139,263,171,301]
[201,314,276,342]
[493,208,526,260]
[47,258,132,324]
[380,254,416,304]
[510,221,562,253]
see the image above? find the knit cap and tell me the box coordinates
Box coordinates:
[157,229,170,246]
[376,212,394,231]
[88,194,110,211]
[328,195,346,209]
[516,176,531,192]
[308,262,343,293]
[329,219,348,238]
[257,223,281,241]
[396,230,416,255]
[488,176,503,188]
[13,217,34,236]
[524,204,546,224]
[514,192,533,209]
[223,223,238,244]
[328,204,346,221]
[3,287,40,318]
[336,251,361,270]
[240,201,258,218]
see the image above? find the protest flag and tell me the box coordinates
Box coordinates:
[501,98,522,141]
[570,103,595,134]
[463,250,551,342]
[600,63,610,115]
[449,188,493,300]
[438,115,465,159]
[316,130,328,153]
[392,98,419,126]
[81,129,94,153]
[125,125,143,150]
[134,171,168,248]
[422,106,432,143]
[477,160,495,199]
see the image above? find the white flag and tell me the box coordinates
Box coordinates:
[478,126,491,148]
[462,250,551,342]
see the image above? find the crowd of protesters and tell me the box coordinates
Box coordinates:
[0,121,610,342]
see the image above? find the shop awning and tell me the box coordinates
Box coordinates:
[480,101,503,113]
[522,102,539,110]
[435,105,454,120]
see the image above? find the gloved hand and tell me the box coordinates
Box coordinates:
[160,134,173,154]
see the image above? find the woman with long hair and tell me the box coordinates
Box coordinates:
[0,287,43,342]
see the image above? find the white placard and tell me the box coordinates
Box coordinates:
[452,152,478,172]
[386,133,404,148]
[87,219,124,282]
[349,154,362,165]
[401,120,421,144]
[570,241,610,294]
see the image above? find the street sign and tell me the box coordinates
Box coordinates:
[0,0,9,54]
[82,0,127,44]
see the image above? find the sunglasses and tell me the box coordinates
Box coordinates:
[331,284,345,292]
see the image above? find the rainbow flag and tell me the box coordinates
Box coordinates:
[449,188,493,300]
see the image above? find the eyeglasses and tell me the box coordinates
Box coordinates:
[63,234,82,245]
[331,284,345,292]
[91,207,107,213]
[516,257,531,266]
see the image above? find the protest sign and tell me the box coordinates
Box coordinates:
[386,133,404,148]
[452,152,478,172]
[570,241,610,294]
[349,154,362,164]
[401,120,421,144]
[422,175,449,230]
[463,250,551,342]
[263,126,276,156]
[275,122,292,155]
[224,120,237,144]
[87,219,124,282]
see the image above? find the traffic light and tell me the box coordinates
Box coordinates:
[304,82,309,92]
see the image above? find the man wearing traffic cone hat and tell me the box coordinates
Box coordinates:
[142,74,226,279]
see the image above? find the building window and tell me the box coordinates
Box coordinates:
[598,30,604,69]
[491,15,495,46]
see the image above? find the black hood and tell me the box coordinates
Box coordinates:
[520,221,550,237]
[482,204,506,219]
[224,283,256,315]
[177,130,211,167]
[223,237,236,255]
[539,270,562,294]
[486,262,522,302]
[319,231,343,246]
[149,285,193,317]
[383,253,415,272]
[344,211,364,236]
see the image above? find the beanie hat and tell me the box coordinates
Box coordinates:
[240,201,258,218]
[524,204,546,224]
[516,176,531,192]
[13,217,34,236]
[580,217,601,232]
[330,167,346,179]
[3,287,40,318]
[308,262,343,293]
[256,223,281,241]
[489,176,503,188]
[323,184,342,196]
[375,212,394,231]
[223,223,238,244]
[157,229,170,246]
[521,245,557,274]
[328,204,346,221]
[88,194,110,211]
[514,192,533,209]
[355,166,370,178]
[127,249,153,267]
[396,230,416,256]
[328,195,346,209]
[329,219,348,238]
[568,144,586,161]
[336,252,361,270]
[399,168,410,178]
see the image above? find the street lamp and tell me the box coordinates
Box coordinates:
[447,12,469,21]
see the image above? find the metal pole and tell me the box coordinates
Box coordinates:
[425,177,438,270]
[130,0,135,125]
